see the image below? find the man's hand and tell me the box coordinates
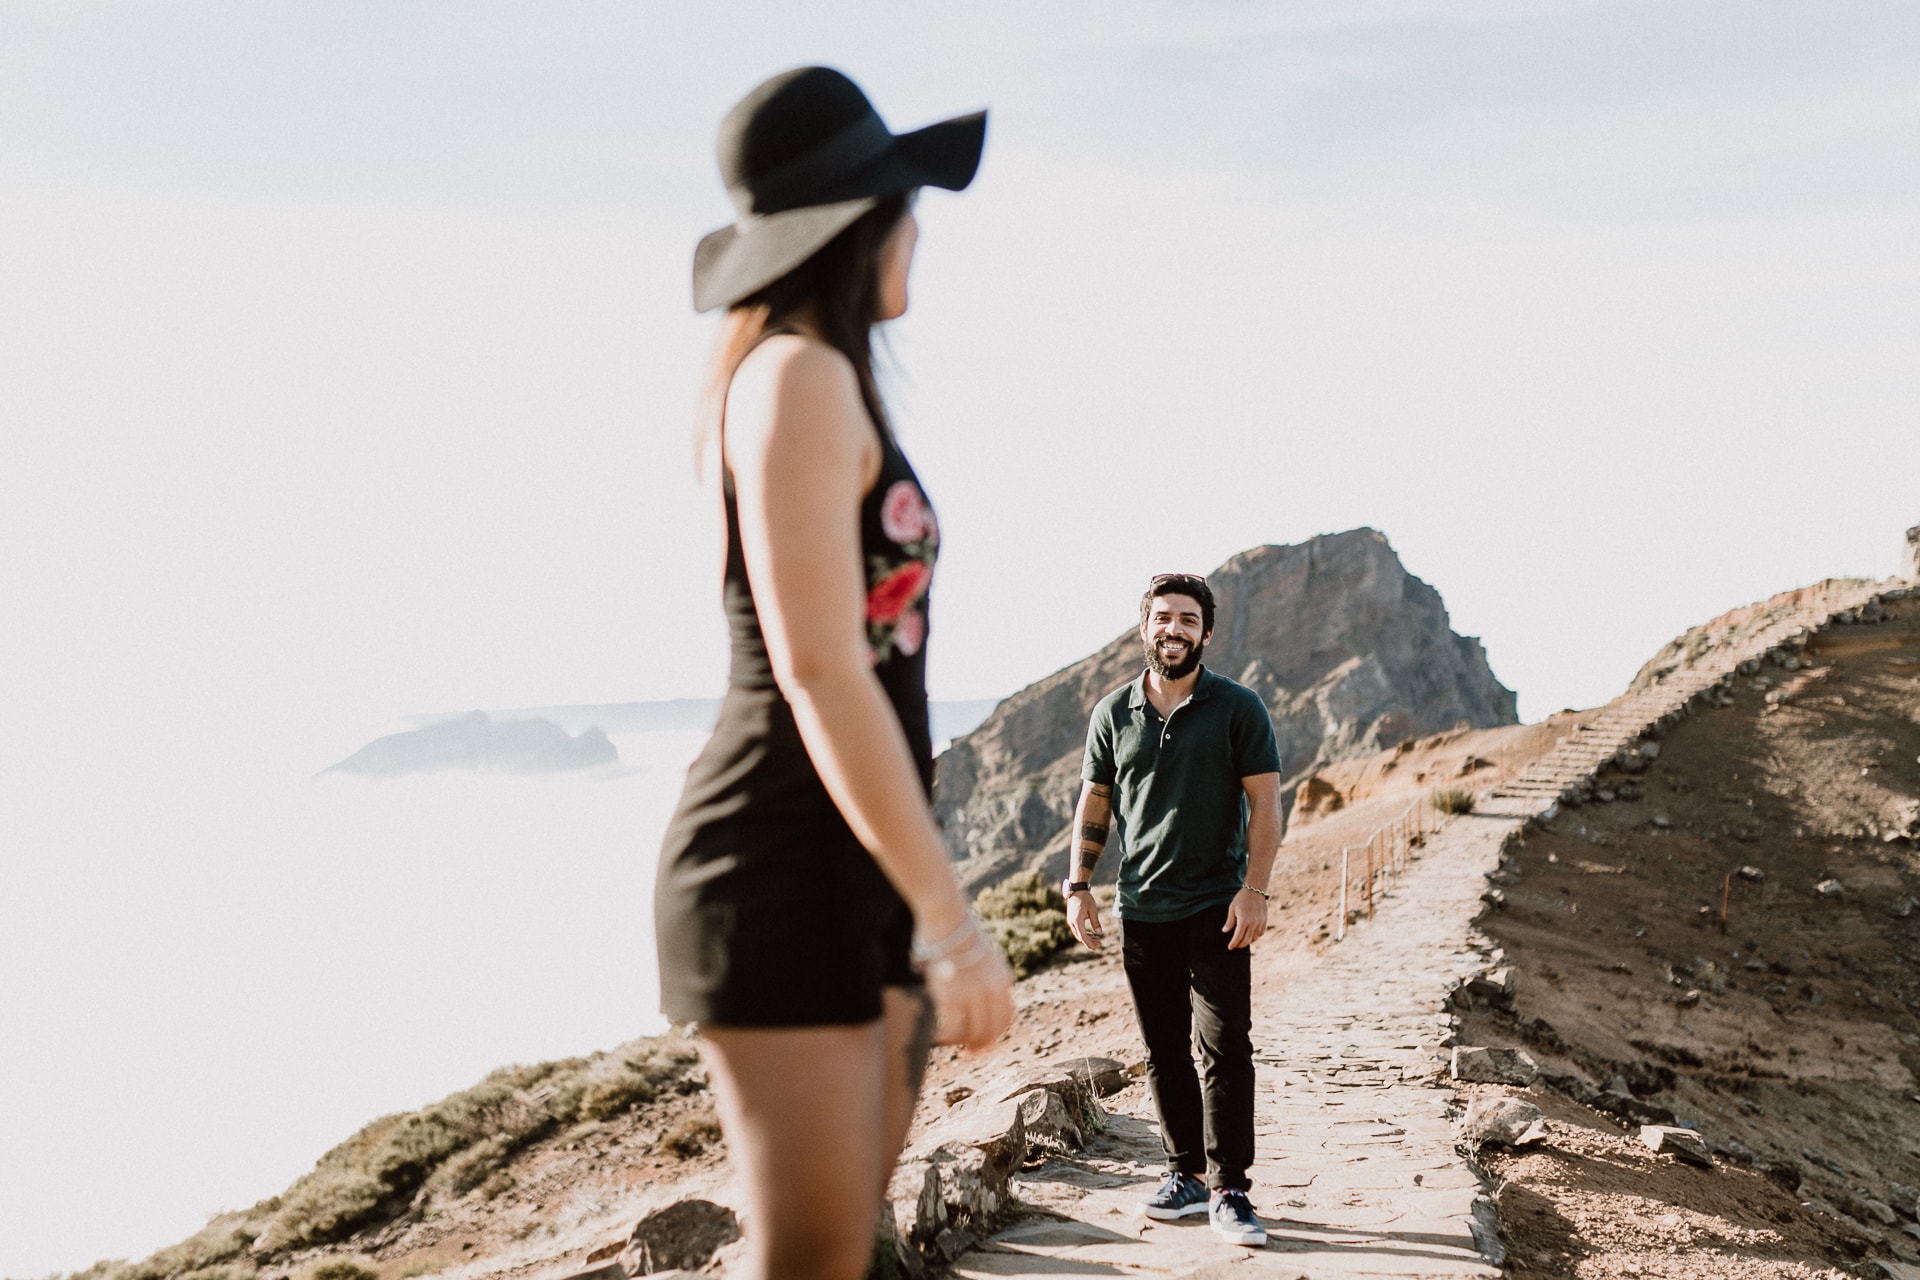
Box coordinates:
[1222,887,1268,949]
[1066,891,1105,951]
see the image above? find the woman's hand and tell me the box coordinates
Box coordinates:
[921,922,1015,1050]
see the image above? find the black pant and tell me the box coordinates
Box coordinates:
[1120,901,1254,1192]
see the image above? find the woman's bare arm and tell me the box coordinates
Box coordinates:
[725,334,1011,1046]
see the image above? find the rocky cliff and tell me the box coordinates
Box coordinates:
[932,528,1518,890]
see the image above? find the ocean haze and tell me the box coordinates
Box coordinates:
[0,697,1001,1275]
[0,719,705,1278]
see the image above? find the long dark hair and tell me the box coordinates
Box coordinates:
[696,192,912,474]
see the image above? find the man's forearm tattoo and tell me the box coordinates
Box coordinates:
[1077,820,1110,869]
[1074,783,1114,871]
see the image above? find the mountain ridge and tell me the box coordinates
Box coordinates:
[931,527,1519,890]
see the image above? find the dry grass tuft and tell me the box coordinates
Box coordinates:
[75,1035,709,1280]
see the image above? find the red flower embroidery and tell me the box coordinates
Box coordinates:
[879,480,933,544]
[892,607,925,656]
[866,560,931,625]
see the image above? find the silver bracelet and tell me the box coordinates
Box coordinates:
[925,931,994,982]
[1242,883,1271,900]
[911,914,982,965]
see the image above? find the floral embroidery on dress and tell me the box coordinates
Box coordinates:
[866,479,938,662]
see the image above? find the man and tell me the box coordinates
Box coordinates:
[1063,572,1284,1247]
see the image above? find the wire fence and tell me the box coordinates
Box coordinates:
[1334,795,1440,943]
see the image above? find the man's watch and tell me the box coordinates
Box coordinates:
[1061,878,1092,899]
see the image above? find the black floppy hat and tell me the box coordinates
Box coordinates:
[691,67,986,313]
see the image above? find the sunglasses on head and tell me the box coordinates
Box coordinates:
[1148,573,1208,594]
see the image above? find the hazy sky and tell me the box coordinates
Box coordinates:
[3,2,1918,1274]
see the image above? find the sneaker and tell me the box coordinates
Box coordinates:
[1210,1189,1266,1246]
[1140,1171,1209,1220]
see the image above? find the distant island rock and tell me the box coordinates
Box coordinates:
[324,699,1005,779]
[322,712,619,777]
[932,528,1519,891]
[471,698,1000,746]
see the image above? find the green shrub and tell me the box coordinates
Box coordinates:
[662,1112,721,1158]
[976,871,1076,977]
[975,870,1057,920]
[1431,786,1476,815]
[298,1259,381,1280]
[419,1133,516,1203]
[177,1266,257,1280]
[109,1210,273,1280]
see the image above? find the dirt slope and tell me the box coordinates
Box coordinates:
[1463,592,1920,1276]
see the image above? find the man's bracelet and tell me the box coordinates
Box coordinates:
[1061,878,1091,899]
[1241,883,1271,900]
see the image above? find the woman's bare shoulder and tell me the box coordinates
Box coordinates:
[727,334,868,463]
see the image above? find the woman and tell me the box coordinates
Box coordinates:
[655,67,1016,1280]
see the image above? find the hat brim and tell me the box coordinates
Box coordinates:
[691,109,987,312]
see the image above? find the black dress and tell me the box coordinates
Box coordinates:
[654,390,939,1028]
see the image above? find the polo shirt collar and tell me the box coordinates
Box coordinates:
[1127,665,1216,710]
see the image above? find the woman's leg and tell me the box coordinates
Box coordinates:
[879,984,936,1178]
[701,1020,890,1280]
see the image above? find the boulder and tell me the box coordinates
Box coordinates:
[894,1091,1029,1263]
[1853,1198,1902,1228]
[1457,1095,1549,1147]
[1293,773,1346,822]
[1016,1088,1084,1151]
[1008,1056,1130,1099]
[1640,1125,1713,1168]
[1452,1046,1539,1085]
[1886,1182,1919,1218]
[620,1200,741,1275]
[1463,968,1516,1007]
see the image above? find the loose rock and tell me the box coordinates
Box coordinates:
[1452,1045,1539,1085]
[1640,1125,1713,1168]
[621,1199,741,1274]
[1458,1095,1549,1148]
[1815,879,1845,896]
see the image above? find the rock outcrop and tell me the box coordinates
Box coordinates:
[1903,524,1919,582]
[932,528,1518,890]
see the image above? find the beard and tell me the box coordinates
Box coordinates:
[1143,633,1204,680]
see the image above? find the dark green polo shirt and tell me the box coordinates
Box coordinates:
[1081,666,1282,922]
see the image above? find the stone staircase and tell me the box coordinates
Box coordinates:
[1490,578,1896,811]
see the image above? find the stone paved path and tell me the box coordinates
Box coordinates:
[951,808,1532,1280]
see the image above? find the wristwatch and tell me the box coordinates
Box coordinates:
[1061,878,1091,898]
